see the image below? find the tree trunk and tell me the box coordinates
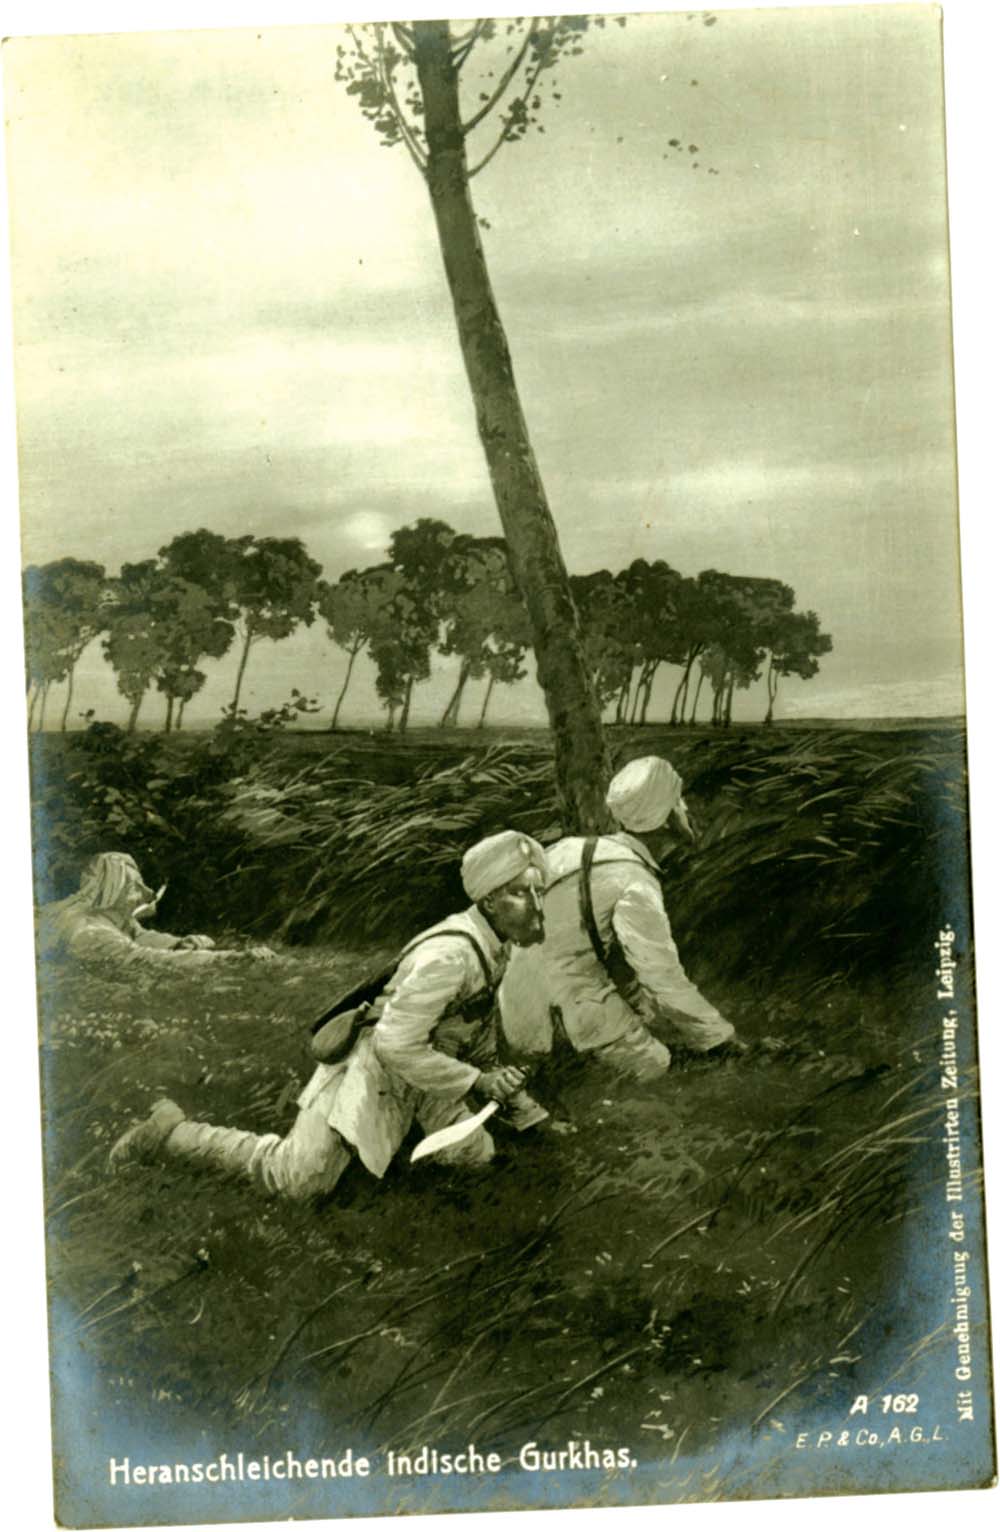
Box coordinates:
[677,662,692,724]
[690,669,705,725]
[639,660,660,724]
[764,657,776,725]
[28,683,39,733]
[629,663,650,725]
[163,694,175,733]
[439,659,471,727]
[330,641,361,730]
[127,692,144,734]
[669,667,686,726]
[675,645,700,725]
[399,676,414,735]
[231,628,253,713]
[725,675,735,727]
[413,21,611,832]
[384,702,397,733]
[615,677,630,724]
[60,662,76,732]
[177,699,187,731]
[476,672,496,729]
[37,681,51,733]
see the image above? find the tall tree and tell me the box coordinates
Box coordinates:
[22,558,106,731]
[762,609,833,724]
[344,562,436,735]
[23,580,67,733]
[102,560,166,733]
[668,573,724,726]
[225,536,322,713]
[153,583,235,732]
[614,560,686,725]
[319,563,416,730]
[570,570,635,722]
[103,561,234,732]
[336,18,615,828]
[437,534,530,727]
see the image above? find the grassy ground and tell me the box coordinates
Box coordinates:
[43,951,941,1459]
[34,725,976,1507]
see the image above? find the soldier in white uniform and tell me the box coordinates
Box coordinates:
[501,757,739,1082]
[109,831,549,1201]
[37,851,275,970]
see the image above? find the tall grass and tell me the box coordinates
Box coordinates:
[209,729,967,994]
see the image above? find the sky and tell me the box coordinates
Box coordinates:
[5,4,965,727]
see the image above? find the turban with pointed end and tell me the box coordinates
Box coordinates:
[461,830,547,903]
[606,756,690,834]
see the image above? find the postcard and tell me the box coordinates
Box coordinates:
[3,3,995,1527]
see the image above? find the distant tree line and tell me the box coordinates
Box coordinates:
[22,521,831,734]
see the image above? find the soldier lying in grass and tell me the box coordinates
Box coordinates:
[501,756,744,1082]
[110,831,552,1201]
[37,851,276,970]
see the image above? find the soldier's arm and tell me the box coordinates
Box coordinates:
[68,917,237,970]
[132,929,187,950]
[133,930,218,951]
[373,944,482,1094]
[611,875,735,1051]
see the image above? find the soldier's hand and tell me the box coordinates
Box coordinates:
[176,934,216,951]
[478,1065,526,1102]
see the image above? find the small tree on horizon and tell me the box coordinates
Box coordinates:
[23,558,107,732]
[226,536,323,713]
[763,609,833,724]
[437,534,531,728]
[319,568,384,730]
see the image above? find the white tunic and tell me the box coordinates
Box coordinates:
[297,907,503,1177]
[500,833,732,1055]
[36,904,230,971]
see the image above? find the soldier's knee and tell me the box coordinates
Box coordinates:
[266,1117,351,1201]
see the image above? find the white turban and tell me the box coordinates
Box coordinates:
[461,830,547,903]
[606,756,688,833]
[78,852,144,912]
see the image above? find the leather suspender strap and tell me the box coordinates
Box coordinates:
[398,929,493,988]
[309,929,493,1036]
[578,836,607,966]
[545,856,649,896]
[397,928,494,990]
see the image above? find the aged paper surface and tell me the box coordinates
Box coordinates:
[0,2,992,1532]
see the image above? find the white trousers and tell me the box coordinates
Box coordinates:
[164,1091,494,1204]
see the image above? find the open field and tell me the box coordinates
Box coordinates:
[34,723,982,1510]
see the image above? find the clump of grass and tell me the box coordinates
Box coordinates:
[214,745,561,941]
[211,728,967,1004]
[662,729,968,995]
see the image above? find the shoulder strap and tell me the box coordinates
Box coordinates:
[578,836,607,966]
[545,854,650,897]
[398,928,493,989]
[309,930,492,1036]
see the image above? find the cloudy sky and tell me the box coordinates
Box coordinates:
[5,4,964,726]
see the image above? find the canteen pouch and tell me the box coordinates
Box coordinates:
[310,1002,374,1064]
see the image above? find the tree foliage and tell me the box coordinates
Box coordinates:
[23,557,107,732]
[24,518,832,733]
